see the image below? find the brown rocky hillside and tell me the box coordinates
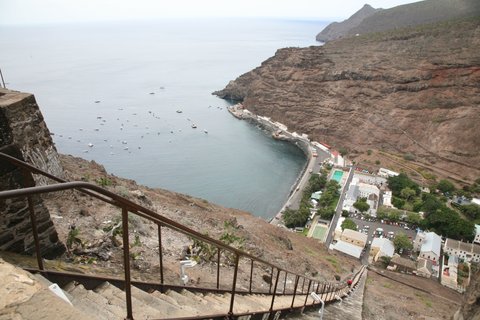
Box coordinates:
[214,17,480,184]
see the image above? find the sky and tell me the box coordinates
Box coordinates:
[0,0,423,25]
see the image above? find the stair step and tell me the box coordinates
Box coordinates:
[67,283,124,320]
[130,285,192,318]
[166,289,225,316]
[150,290,201,316]
[94,282,160,319]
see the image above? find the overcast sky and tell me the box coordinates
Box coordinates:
[0,0,423,25]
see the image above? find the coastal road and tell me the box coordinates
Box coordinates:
[324,166,355,246]
[271,145,329,226]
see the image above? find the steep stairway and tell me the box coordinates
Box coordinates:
[30,272,341,319]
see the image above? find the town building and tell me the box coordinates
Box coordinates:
[387,255,416,274]
[369,238,395,262]
[444,238,480,263]
[340,229,368,248]
[416,258,433,278]
[378,168,399,178]
[475,225,480,245]
[332,240,363,259]
[414,231,441,263]
[342,177,380,216]
[382,190,393,208]
[441,255,462,292]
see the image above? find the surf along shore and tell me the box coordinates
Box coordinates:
[227,104,332,225]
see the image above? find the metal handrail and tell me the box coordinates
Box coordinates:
[0,151,361,319]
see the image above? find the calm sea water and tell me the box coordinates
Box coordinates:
[0,18,326,219]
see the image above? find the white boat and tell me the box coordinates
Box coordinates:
[88,143,94,147]
[204,129,208,134]
[191,124,197,129]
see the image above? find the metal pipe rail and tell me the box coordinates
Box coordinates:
[0,151,360,319]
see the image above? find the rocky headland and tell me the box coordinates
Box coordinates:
[215,17,480,184]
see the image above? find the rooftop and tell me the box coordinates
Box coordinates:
[342,229,368,243]
[420,232,441,257]
[333,240,363,259]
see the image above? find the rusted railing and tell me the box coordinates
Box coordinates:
[0,151,362,319]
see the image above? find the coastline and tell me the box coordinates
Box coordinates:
[227,104,329,226]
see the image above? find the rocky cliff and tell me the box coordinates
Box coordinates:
[215,17,480,183]
[316,0,480,42]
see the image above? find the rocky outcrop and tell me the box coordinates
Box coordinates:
[316,4,380,42]
[316,0,480,42]
[0,89,65,258]
[215,17,480,182]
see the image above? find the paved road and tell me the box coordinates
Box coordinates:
[271,145,329,225]
[324,166,355,246]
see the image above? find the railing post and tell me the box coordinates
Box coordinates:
[283,272,287,294]
[229,254,240,316]
[290,275,299,309]
[249,259,254,294]
[157,224,164,285]
[301,277,305,293]
[216,248,221,289]
[122,207,133,320]
[0,68,6,88]
[316,282,320,294]
[269,266,274,294]
[26,196,44,270]
[304,280,312,306]
[270,269,281,311]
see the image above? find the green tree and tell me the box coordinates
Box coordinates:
[392,197,405,209]
[406,212,422,225]
[387,173,420,197]
[318,207,335,220]
[400,187,416,201]
[437,179,455,194]
[460,204,480,220]
[341,218,357,231]
[387,210,401,222]
[353,198,370,213]
[393,232,413,253]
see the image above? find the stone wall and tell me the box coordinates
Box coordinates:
[0,88,64,185]
[0,89,65,258]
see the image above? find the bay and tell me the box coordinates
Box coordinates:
[0,18,327,219]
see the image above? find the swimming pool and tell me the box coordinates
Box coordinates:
[332,170,344,182]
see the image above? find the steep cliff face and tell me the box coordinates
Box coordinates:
[215,18,480,183]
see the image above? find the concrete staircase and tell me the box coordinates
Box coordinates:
[31,273,334,319]
[295,269,368,320]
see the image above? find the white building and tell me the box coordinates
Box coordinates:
[378,168,399,178]
[342,178,380,216]
[475,225,480,245]
[370,238,395,262]
[444,238,480,263]
[332,240,363,259]
[382,190,393,208]
[415,232,442,264]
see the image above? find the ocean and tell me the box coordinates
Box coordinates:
[0,18,327,219]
